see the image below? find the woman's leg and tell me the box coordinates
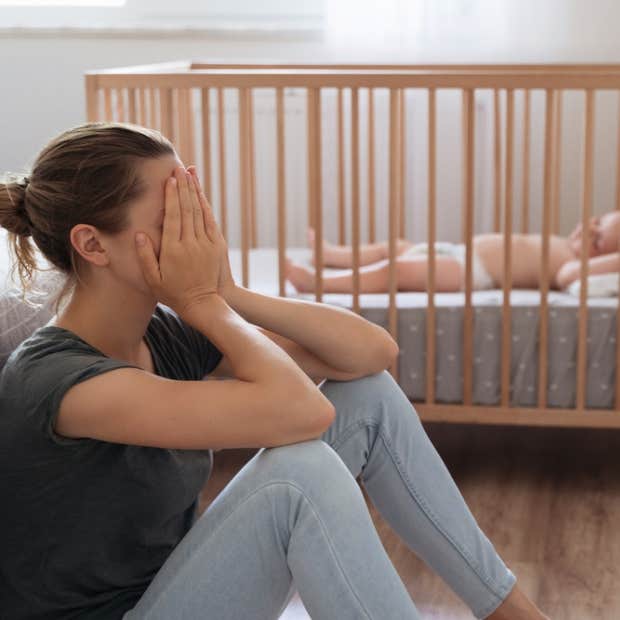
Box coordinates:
[307,227,413,268]
[318,370,547,620]
[285,254,462,294]
[122,438,421,620]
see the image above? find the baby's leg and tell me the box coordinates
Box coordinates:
[308,227,413,268]
[286,254,462,293]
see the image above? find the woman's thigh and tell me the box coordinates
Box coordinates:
[122,438,418,620]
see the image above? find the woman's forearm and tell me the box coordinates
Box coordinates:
[180,294,323,397]
[224,285,398,374]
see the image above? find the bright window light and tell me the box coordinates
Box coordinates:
[0,1,125,5]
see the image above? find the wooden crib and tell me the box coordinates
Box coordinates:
[84,61,620,429]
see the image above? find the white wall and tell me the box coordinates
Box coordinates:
[2,0,620,258]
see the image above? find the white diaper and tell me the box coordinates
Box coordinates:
[405,242,496,291]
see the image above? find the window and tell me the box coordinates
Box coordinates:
[0,0,325,31]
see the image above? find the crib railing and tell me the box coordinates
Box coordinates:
[85,61,620,428]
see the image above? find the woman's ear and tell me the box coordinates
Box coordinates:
[69,224,109,267]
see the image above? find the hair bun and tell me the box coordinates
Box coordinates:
[0,175,34,238]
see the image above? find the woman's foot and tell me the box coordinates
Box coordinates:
[487,582,551,620]
[285,257,316,293]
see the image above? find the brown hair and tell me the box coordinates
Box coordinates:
[0,121,175,315]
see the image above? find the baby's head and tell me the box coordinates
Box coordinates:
[568,210,620,257]
[0,121,181,314]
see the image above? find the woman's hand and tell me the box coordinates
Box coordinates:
[134,165,223,317]
[187,166,237,301]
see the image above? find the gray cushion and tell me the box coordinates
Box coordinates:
[0,230,67,371]
[0,270,67,371]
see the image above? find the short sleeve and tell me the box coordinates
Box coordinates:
[43,355,142,447]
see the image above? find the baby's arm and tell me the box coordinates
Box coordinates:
[555,252,620,289]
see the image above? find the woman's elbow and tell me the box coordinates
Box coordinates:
[375,339,399,371]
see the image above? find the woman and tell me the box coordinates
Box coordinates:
[0,122,549,619]
[285,214,620,294]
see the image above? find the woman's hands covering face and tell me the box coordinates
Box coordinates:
[134,165,223,315]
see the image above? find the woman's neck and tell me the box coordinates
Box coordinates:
[51,286,156,364]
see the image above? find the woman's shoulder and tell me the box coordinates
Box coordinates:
[3,321,100,373]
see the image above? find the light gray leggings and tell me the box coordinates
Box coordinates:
[123,370,516,620]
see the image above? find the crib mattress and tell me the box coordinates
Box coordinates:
[230,247,619,409]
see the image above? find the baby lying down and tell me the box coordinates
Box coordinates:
[284,211,620,295]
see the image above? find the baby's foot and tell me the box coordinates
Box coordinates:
[285,257,316,293]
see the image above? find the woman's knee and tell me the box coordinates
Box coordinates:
[257,439,360,495]
[320,369,423,436]
[320,369,400,413]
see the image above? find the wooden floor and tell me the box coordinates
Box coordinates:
[198,422,620,619]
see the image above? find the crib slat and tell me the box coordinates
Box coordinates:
[538,90,554,409]
[238,88,250,289]
[186,90,196,165]
[617,260,620,408]
[307,88,316,245]
[388,88,400,379]
[217,88,228,242]
[276,87,287,298]
[307,87,324,302]
[351,87,361,314]
[426,88,437,405]
[463,89,475,406]
[501,89,515,408]
[149,88,158,130]
[552,90,563,235]
[399,88,406,239]
[577,89,595,412]
[521,89,531,233]
[616,93,620,409]
[159,88,173,142]
[368,88,376,244]
[127,88,137,123]
[85,76,98,121]
[338,89,346,245]
[200,88,213,200]
[138,88,147,126]
[177,88,195,165]
[248,91,257,248]
[494,89,502,233]
[103,89,113,121]
[616,93,620,213]
[115,88,125,122]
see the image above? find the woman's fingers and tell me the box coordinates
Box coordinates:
[162,175,181,243]
[187,166,208,239]
[176,166,195,241]
[188,168,215,241]
[135,232,160,288]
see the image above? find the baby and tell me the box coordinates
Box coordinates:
[284,211,620,294]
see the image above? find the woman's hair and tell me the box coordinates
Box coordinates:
[0,121,175,315]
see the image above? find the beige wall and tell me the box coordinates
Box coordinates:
[2,0,620,267]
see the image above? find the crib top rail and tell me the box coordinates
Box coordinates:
[92,59,620,72]
[86,61,620,90]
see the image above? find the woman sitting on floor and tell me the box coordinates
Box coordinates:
[0,121,550,620]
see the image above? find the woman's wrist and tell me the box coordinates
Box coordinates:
[219,282,239,305]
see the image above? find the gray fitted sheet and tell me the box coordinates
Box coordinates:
[230,247,619,409]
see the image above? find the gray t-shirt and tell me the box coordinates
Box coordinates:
[0,303,223,619]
